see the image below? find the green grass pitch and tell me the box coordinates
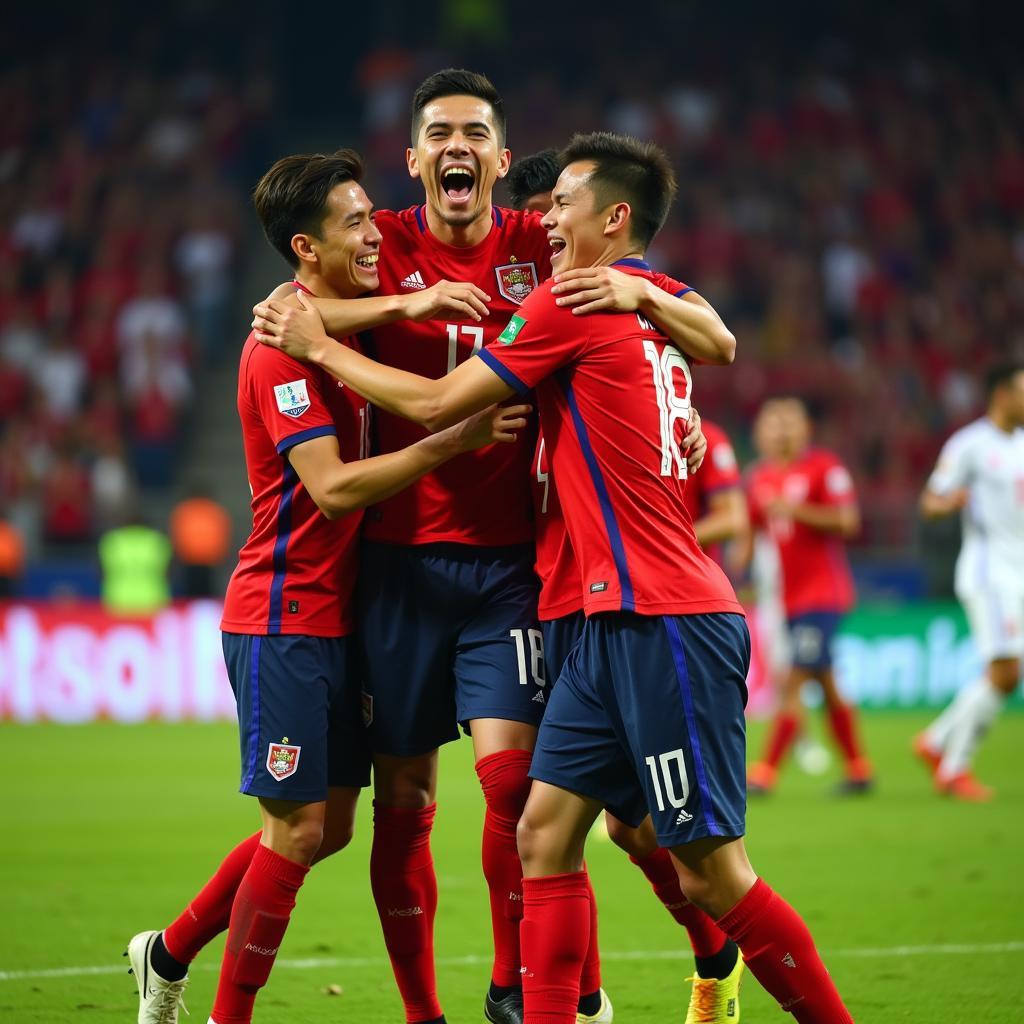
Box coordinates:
[4,712,1023,1022]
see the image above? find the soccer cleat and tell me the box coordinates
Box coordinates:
[577,987,613,1023]
[125,930,189,1024]
[936,771,994,802]
[832,756,874,796]
[746,762,776,796]
[685,956,744,1023]
[912,734,942,776]
[485,987,524,1024]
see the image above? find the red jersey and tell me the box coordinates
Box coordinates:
[682,419,741,565]
[484,261,741,618]
[221,322,370,637]
[746,448,857,617]
[530,271,696,619]
[363,206,550,546]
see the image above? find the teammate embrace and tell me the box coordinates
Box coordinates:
[126,69,857,1024]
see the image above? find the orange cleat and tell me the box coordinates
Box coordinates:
[936,771,994,802]
[912,734,942,777]
[747,761,777,796]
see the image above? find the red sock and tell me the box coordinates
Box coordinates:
[521,872,590,1024]
[370,803,441,1023]
[210,843,308,1024]
[826,703,866,767]
[164,832,262,964]
[629,848,727,957]
[476,750,533,988]
[716,878,853,1023]
[763,712,802,769]
[580,869,601,995]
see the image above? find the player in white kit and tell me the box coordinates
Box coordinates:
[915,362,1024,800]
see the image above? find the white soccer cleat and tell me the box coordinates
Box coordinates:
[577,987,613,1023]
[125,930,189,1023]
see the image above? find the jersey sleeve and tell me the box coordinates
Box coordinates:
[815,452,857,506]
[927,430,973,494]
[245,342,338,454]
[476,285,586,394]
[650,270,693,298]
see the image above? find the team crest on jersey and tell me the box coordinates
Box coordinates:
[495,262,538,305]
[274,379,310,418]
[266,742,301,781]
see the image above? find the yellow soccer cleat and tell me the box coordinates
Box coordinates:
[685,956,744,1023]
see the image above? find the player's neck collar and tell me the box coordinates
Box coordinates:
[612,257,651,271]
[291,279,316,296]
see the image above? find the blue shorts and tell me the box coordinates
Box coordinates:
[222,632,371,802]
[531,612,750,848]
[787,611,842,670]
[542,611,586,682]
[357,542,545,757]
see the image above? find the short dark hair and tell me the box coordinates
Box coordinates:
[506,149,559,210]
[985,362,1024,400]
[411,68,506,145]
[252,150,364,268]
[558,132,677,249]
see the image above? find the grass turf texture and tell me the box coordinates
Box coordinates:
[4,712,1022,1022]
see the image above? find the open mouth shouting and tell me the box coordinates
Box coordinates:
[440,164,476,206]
[548,235,567,264]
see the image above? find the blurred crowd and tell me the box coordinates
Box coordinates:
[4,8,1022,589]
[0,36,275,564]
[356,29,1024,551]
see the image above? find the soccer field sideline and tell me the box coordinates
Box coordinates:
[4,939,1023,983]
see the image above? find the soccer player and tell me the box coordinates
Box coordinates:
[510,150,747,1021]
[914,362,1024,800]
[124,150,528,1024]
[252,70,716,1024]
[506,149,560,214]
[743,397,872,795]
[254,130,856,1024]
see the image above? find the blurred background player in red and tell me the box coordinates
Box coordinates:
[914,362,1024,801]
[743,397,873,795]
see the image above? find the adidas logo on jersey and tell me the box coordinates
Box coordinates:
[400,270,426,290]
[675,808,693,825]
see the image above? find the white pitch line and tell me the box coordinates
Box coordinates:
[1,941,1021,982]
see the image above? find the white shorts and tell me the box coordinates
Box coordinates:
[957,582,1024,662]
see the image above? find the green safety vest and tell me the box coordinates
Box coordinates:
[98,526,172,614]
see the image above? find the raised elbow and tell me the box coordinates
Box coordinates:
[713,327,737,365]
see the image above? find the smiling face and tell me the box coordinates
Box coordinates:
[304,181,382,297]
[541,160,622,272]
[407,93,510,234]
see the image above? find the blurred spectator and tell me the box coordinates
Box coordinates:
[98,512,172,615]
[0,515,25,598]
[169,486,233,598]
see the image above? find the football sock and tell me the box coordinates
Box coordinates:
[938,677,1004,777]
[717,878,853,1023]
[694,939,740,981]
[209,843,308,1024]
[924,674,986,751]
[475,750,534,988]
[579,869,602,999]
[163,831,262,966]
[150,932,188,982]
[826,702,867,768]
[629,848,729,958]
[370,802,442,1024]
[521,872,591,1024]
[763,711,802,770]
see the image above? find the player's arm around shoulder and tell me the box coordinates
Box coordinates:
[550,268,735,365]
[287,403,530,520]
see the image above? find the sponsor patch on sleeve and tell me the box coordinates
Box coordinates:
[497,314,527,345]
[274,379,311,418]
